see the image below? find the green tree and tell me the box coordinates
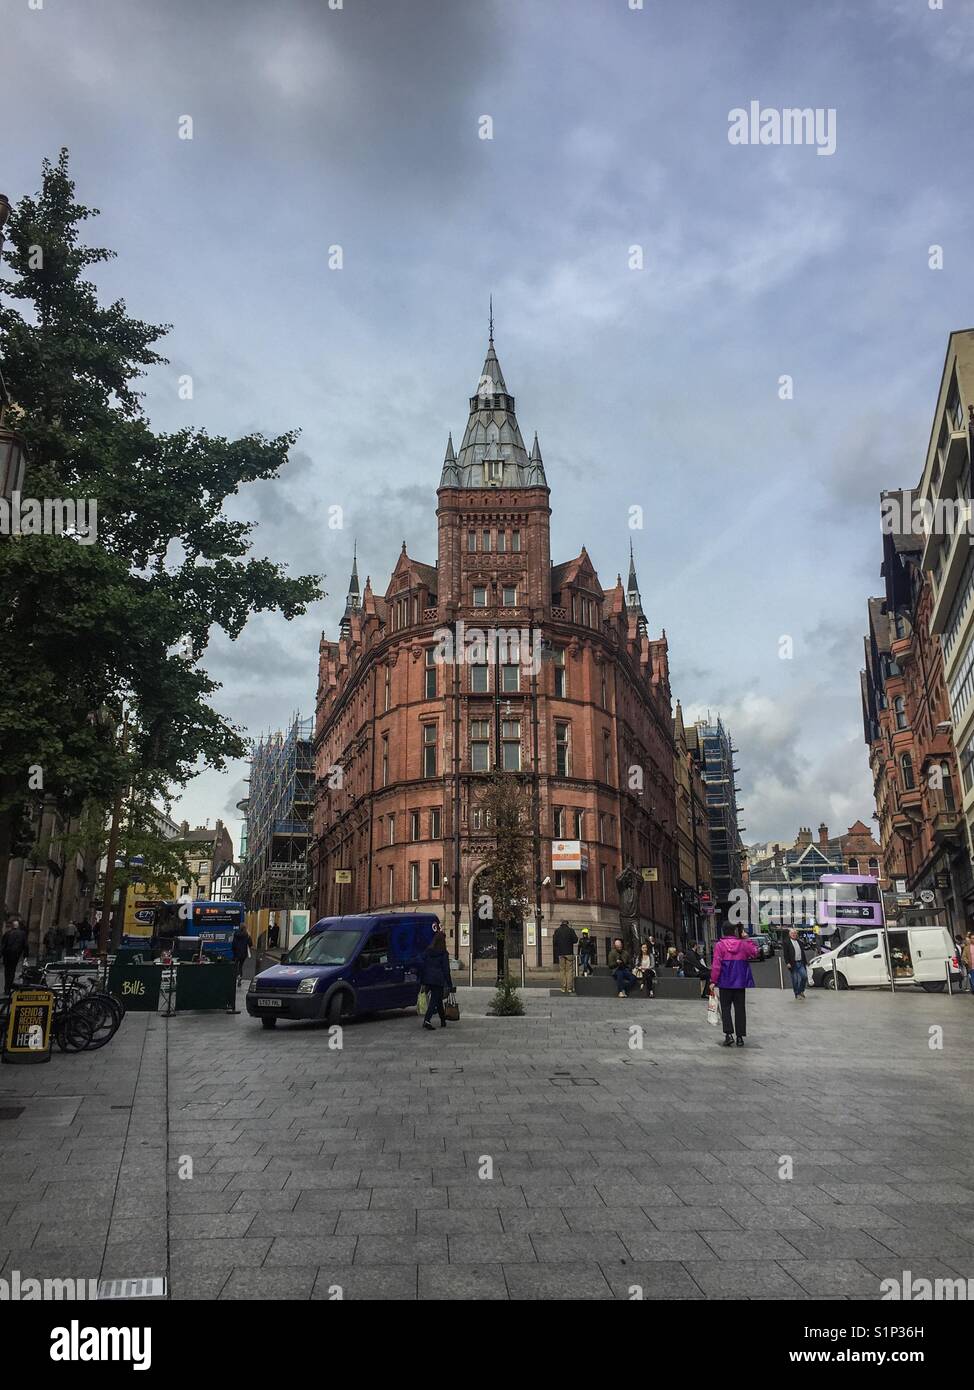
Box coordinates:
[0,150,322,908]
[476,771,530,1011]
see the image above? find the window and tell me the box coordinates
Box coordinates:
[471,662,489,693]
[410,810,421,841]
[554,870,565,889]
[430,807,442,838]
[950,633,974,724]
[600,669,607,708]
[502,586,517,606]
[602,730,612,782]
[386,814,396,845]
[409,862,420,902]
[497,531,506,553]
[425,647,437,699]
[468,531,477,552]
[383,669,391,713]
[868,857,879,873]
[901,752,915,791]
[573,808,583,837]
[842,933,879,957]
[894,696,907,730]
[381,736,389,787]
[482,530,492,551]
[941,762,956,812]
[512,530,521,552]
[553,806,565,837]
[472,808,491,831]
[471,719,491,771]
[555,722,570,776]
[423,725,437,777]
[947,373,964,432]
[486,461,502,483]
[598,812,607,842]
[361,929,390,966]
[502,719,521,771]
[387,866,395,904]
[848,857,859,872]
[473,586,487,608]
[501,664,519,692]
[429,860,442,890]
[553,647,566,698]
[600,864,607,900]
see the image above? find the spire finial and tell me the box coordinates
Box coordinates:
[488,294,494,345]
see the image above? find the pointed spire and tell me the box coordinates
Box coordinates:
[340,542,361,634]
[444,432,455,463]
[488,294,494,346]
[626,540,646,626]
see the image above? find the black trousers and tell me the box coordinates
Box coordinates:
[719,986,747,1038]
[3,955,21,994]
[424,984,445,1023]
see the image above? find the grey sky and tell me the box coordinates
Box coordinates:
[6,0,974,851]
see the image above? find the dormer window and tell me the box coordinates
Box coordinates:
[486,460,503,483]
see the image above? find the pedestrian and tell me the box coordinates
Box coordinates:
[268,921,280,948]
[963,932,974,995]
[783,928,810,1000]
[577,928,595,977]
[608,937,638,999]
[683,941,710,998]
[2,916,28,994]
[553,919,578,994]
[419,929,454,1030]
[76,919,93,955]
[231,923,252,985]
[634,940,656,998]
[709,921,760,1047]
[42,926,58,964]
[664,945,678,970]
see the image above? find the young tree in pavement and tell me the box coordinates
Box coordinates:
[476,771,530,1013]
[0,150,323,914]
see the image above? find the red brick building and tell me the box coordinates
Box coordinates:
[310,333,679,966]
[861,490,971,929]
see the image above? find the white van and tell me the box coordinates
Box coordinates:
[811,923,962,993]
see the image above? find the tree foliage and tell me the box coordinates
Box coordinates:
[0,150,322,898]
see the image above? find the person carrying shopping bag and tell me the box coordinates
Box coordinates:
[419,930,454,1030]
[709,922,759,1047]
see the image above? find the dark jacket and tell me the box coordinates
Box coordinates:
[419,948,453,990]
[683,947,707,978]
[552,924,578,961]
[577,934,595,959]
[231,928,252,962]
[783,935,810,968]
[608,947,631,971]
[1,926,27,961]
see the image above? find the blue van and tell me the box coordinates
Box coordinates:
[245,913,440,1029]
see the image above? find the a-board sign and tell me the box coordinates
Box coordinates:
[2,989,54,1064]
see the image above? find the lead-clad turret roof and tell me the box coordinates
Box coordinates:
[439,333,548,489]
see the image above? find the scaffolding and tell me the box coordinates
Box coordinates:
[236,713,314,911]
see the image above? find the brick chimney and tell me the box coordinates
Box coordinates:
[818,822,829,847]
[795,826,812,849]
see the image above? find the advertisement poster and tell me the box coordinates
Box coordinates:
[3,989,54,1063]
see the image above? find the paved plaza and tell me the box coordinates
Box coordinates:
[1,984,973,1301]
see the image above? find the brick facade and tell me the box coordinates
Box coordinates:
[310,337,680,965]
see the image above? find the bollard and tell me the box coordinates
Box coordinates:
[520,954,526,988]
[832,957,839,992]
[777,954,784,990]
[946,958,953,997]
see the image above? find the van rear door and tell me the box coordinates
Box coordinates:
[909,927,951,983]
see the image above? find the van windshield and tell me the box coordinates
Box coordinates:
[287,929,362,966]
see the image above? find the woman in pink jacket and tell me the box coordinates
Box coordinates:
[709,925,760,1047]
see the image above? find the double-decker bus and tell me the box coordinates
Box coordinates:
[154,899,246,959]
[816,873,885,945]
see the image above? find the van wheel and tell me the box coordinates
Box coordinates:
[261,1017,278,1029]
[920,981,946,993]
[824,972,847,990]
[324,992,345,1025]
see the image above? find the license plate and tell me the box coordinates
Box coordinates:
[257,997,281,1008]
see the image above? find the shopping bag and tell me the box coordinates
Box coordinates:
[706,987,720,1027]
[444,991,460,1022]
[417,988,428,1016]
